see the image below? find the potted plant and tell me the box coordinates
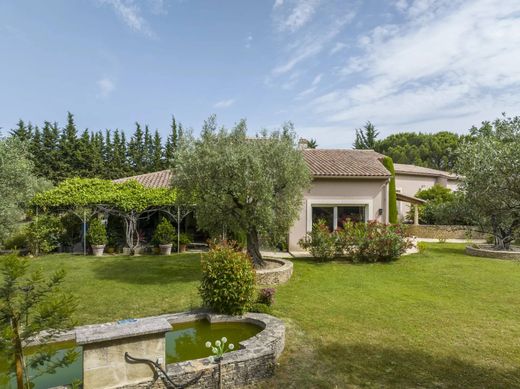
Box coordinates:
[178,233,191,252]
[87,218,107,257]
[152,218,176,255]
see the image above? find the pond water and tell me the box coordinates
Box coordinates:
[0,341,82,389]
[0,320,262,387]
[165,320,262,364]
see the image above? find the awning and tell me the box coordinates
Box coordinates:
[396,193,427,205]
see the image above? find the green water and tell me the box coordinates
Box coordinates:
[165,320,262,364]
[0,342,82,389]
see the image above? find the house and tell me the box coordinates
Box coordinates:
[114,148,458,252]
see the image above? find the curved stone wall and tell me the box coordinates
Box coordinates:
[255,258,294,285]
[466,245,520,260]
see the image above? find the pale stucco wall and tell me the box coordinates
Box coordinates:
[288,178,389,251]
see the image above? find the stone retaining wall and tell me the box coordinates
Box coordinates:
[407,225,489,240]
[466,245,520,260]
[255,258,293,285]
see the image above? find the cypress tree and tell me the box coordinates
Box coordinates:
[151,130,163,171]
[164,115,178,166]
[381,156,398,224]
[128,123,145,174]
[10,119,33,142]
[39,122,61,182]
[57,112,80,180]
[143,125,153,172]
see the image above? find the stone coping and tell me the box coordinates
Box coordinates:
[466,244,520,260]
[255,257,294,285]
[159,312,285,376]
[76,317,172,345]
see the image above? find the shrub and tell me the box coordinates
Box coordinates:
[298,219,338,261]
[199,243,255,315]
[152,217,176,245]
[87,218,107,246]
[257,288,276,306]
[300,220,412,263]
[3,228,29,250]
[417,241,427,253]
[179,233,192,246]
[26,215,63,256]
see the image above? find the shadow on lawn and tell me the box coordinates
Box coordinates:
[92,256,201,285]
[313,342,520,388]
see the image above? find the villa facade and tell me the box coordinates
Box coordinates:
[114,147,459,252]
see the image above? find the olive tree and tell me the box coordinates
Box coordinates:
[0,137,51,244]
[456,115,520,250]
[173,116,312,267]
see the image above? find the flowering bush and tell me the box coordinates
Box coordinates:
[257,288,276,306]
[299,220,411,263]
[199,243,255,315]
[298,219,338,261]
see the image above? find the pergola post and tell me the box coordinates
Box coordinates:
[414,204,419,225]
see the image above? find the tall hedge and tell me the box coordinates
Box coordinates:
[381,156,398,224]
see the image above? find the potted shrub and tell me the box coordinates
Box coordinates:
[87,218,107,257]
[178,233,191,252]
[152,218,176,255]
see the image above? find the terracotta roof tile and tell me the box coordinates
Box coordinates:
[394,163,458,179]
[113,169,172,188]
[302,149,390,177]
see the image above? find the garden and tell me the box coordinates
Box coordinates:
[2,244,520,388]
[1,115,520,388]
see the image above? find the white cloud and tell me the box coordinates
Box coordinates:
[282,0,320,32]
[308,0,520,131]
[99,0,154,37]
[245,34,253,49]
[271,15,353,76]
[330,42,347,55]
[311,73,322,86]
[214,99,235,108]
[96,77,115,98]
[273,0,284,9]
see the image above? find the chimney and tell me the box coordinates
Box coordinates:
[298,138,309,150]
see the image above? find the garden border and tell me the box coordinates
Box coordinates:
[466,244,520,260]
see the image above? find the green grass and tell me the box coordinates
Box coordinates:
[7,244,520,388]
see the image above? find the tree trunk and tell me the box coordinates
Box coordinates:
[494,235,512,251]
[12,318,24,389]
[124,215,140,255]
[246,227,264,268]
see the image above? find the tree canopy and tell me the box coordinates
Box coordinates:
[9,113,184,183]
[0,137,51,244]
[456,115,520,249]
[173,116,312,267]
[354,121,379,149]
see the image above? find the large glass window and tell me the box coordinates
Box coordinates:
[337,206,365,226]
[311,206,334,231]
[311,204,367,231]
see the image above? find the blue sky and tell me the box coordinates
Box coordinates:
[1,0,519,147]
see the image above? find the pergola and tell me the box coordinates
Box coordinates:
[396,193,427,225]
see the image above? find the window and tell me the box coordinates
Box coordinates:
[337,206,365,225]
[311,206,334,231]
[312,205,366,231]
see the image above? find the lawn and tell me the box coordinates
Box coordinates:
[9,244,520,388]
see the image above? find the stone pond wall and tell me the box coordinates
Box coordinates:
[255,258,293,285]
[48,311,285,389]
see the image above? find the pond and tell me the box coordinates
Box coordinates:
[0,320,262,387]
[165,320,262,364]
[0,341,82,389]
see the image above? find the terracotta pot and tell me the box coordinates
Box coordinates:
[91,245,105,257]
[159,244,173,255]
[179,244,187,252]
